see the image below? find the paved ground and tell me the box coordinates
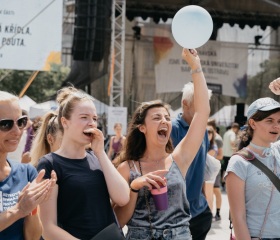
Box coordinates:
[123,191,234,239]
[206,191,234,240]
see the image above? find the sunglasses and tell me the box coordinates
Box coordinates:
[0,116,28,132]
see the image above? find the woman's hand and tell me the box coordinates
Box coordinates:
[269,77,280,95]
[130,169,168,191]
[182,48,201,70]
[83,127,105,155]
[17,171,50,217]
[17,170,57,217]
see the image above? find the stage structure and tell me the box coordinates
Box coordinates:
[109,0,126,107]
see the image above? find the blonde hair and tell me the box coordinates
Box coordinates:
[56,86,95,133]
[30,111,59,167]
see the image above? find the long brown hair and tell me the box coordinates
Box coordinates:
[118,100,173,164]
[207,126,216,150]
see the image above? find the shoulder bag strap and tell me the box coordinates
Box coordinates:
[235,148,280,193]
[233,148,278,238]
[249,158,280,192]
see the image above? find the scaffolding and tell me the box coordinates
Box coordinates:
[109,0,126,107]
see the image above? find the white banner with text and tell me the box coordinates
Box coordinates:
[0,0,62,71]
[154,37,248,97]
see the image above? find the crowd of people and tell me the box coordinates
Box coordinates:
[1,47,280,240]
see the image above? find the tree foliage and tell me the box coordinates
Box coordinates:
[246,58,280,104]
[0,64,70,102]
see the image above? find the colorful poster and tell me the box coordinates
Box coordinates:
[154,37,248,97]
[0,0,62,71]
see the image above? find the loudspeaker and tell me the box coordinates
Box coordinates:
[72,0,109,61]
[234,103,247,126]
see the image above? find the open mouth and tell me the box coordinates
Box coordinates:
[158,128,167,138]
[83,132,93,137]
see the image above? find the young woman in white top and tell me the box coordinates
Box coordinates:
[225,78,280,239]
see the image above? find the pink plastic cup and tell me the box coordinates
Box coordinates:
[151,185,168,211]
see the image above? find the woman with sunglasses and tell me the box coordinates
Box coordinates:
[114,49,210,239]
[0,90,56,240]
[37,87,130,240]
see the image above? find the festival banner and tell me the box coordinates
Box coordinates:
[0,0,62,71]
[154,37,248,97]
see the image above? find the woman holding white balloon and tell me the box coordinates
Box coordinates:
[114,48,210,240]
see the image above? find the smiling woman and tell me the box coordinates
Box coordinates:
[36,86,130,240]
[0,91,56,240]
[113,48,210,240]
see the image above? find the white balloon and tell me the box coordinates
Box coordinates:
[171,5,213,49]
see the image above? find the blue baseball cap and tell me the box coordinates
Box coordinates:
[247,97,280,119]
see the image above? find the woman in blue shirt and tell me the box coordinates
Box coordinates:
[0,90,56,240]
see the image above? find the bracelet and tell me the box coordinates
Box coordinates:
[190,68,202,75]
[130,186,140,193]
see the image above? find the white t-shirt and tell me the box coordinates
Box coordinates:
[225,149,280,238]
[223,129,236,157]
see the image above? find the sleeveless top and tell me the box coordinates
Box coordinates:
[127,155,191,229]
[112,137,123,156]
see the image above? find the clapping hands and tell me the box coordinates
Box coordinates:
[17,169,57,217]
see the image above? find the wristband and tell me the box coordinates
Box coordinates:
[130,186,140,193]
[190,68,202,75]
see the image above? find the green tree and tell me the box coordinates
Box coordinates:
[0,64,70,102]
[246,58,280,104]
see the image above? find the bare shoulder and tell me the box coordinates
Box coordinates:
[117,161,131,182]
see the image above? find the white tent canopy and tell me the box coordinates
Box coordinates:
[29,100,58,119]
[170,108,182,120]
[28,98,109,119]
[19,95,37,113]
[211,104,248,127]
[94,98,108,115]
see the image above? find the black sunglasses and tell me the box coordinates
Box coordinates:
[0,116,28,132]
